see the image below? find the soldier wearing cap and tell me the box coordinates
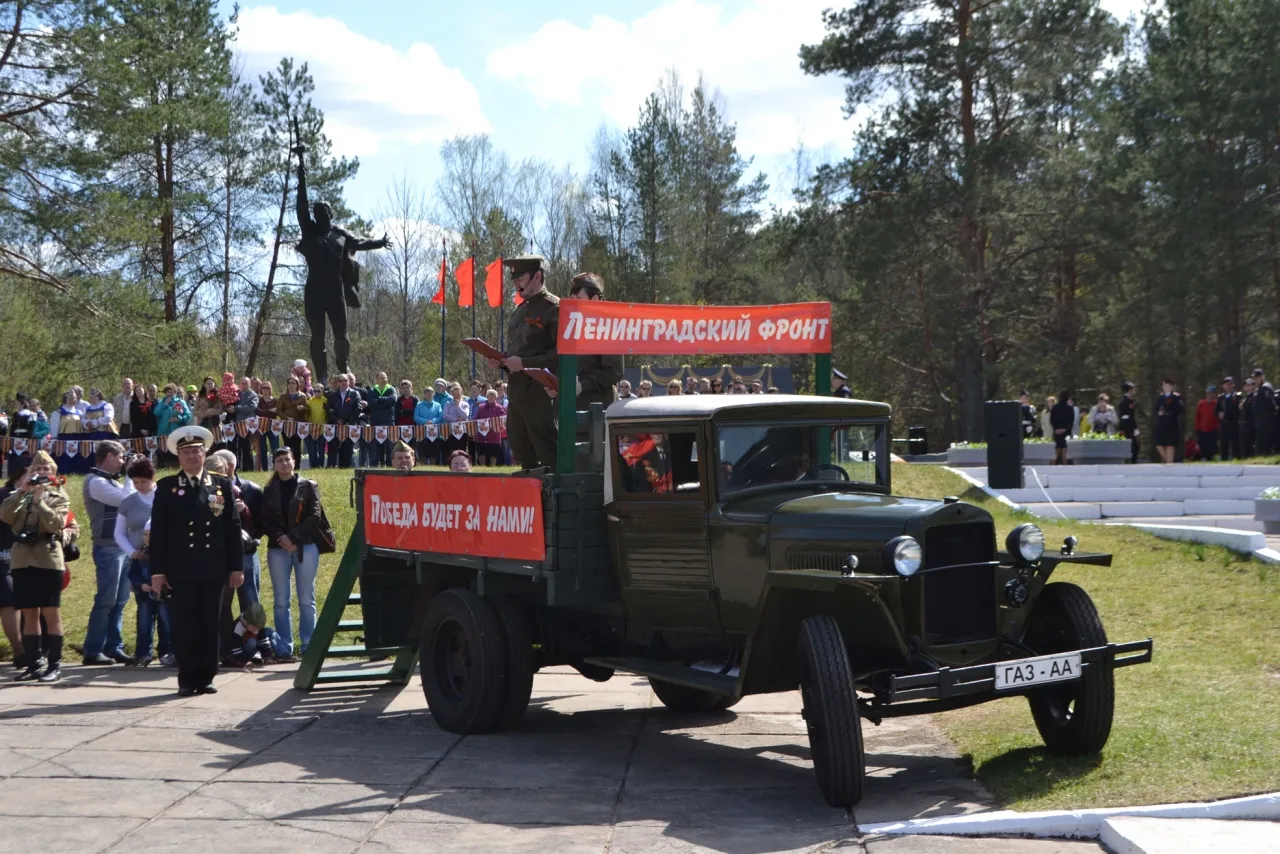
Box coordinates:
[498,254,560,469]
[569,273,623,415]
[1118,381,1140,463]
[1252,367,1276,456]
[832,369,852,399]
[149,425,244,697]
[391,440,416,471]
[1216,377,1240,460]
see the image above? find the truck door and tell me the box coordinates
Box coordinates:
[608,426,720,632]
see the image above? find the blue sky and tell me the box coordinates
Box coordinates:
[223,0,1148,220]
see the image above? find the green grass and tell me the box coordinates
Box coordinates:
[893,462,1280,811]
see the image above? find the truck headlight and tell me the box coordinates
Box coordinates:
[1006,524,1045,562]
[886,536,922,577]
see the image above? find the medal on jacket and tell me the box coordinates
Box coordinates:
[208,488,225,516]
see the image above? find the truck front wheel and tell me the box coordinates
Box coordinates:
[798,615,865,807]
[1023,582,1115,755]
[419,589,509,734]
[649,678,737,713]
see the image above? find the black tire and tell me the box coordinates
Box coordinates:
[419,589,509,734]
[648,677,737,713]
[1023,582,1115,755]
[490,597,535,731]
[798,615,865,808]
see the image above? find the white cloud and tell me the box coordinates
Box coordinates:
[486,0,852,158]
[236,7,490,158]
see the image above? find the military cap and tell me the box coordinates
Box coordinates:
[392,439,414,455]
[503,254,548,275]
[242,602,267,630]
[832,369,848,381]
[1223,376,1234,384]
[169,424,213,451]
[1253,367,1266,376]
[571,272,605,295]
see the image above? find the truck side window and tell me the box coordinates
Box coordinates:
[616,431,701,495]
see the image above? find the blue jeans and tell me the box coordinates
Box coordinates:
[134,591,172,658]
[240,552,261,605]
[84,545,130,658]
[267,544,319,655]
[258,432,280,469]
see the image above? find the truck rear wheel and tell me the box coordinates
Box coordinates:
[1024,582,1115,755]
[648,678,737,713]
[491,597,535,731]
[798,615,865,807]
[419,589,508,734]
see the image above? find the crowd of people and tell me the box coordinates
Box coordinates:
[1015,370,1276,464]
[0,429,332,688]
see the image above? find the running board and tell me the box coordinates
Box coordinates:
[584,657,738,696]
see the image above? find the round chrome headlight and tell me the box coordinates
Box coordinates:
[1006,524,1045,562]
[888,536,922,577]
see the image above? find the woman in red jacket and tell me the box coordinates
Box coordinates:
[1194,384,1220,461]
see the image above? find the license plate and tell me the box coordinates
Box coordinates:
[994,652,1082,690]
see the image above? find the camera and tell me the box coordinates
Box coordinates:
[15,528,43,545]
[27,473,50,486]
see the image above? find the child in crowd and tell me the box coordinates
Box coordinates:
[226,602,286,667]
[291,359,313,395]
[127,521,174,667]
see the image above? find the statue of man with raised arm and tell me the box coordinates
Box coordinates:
[293,132,390,381]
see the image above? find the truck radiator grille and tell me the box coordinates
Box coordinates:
[923,524,997,644]
[787,550,846,572]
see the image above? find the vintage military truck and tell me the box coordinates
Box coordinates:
[303,301,1154,807]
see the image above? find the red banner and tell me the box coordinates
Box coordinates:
[362,473,545,561]
[557,301,832,355]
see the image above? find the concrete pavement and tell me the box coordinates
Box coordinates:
[0,662,1104,854]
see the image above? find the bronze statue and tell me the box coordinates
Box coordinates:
[292,124,390,381]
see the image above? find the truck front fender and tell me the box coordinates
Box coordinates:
[739,570,911,696]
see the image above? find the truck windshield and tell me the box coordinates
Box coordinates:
[717,422,886,494]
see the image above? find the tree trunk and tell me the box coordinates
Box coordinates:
[245,171,290,376]
[156,133,177,322]
[956,0,986,440]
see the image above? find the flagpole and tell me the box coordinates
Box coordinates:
[470,241,477,382]
[498,244,505,353]
[439,237,447,381]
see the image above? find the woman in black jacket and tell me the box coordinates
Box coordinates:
[260,447,322,657]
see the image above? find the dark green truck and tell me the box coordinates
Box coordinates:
[344,394,1152,807]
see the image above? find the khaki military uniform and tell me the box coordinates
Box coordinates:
[506,289,560,469]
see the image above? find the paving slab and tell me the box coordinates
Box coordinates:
[616,786,847,829]
[80,724,284,755]
[864,835,1106,852]
[163,779,402,823]
[641,711,808,736]
[0,722,117,749]
[0,746,62,777]
[1099,816,1280,854]
[219,748,433,786]
[267,725,460,759]
[626,732,815,791]
[362,822,613,853]
[0,702,161,728]
[103,818,370,854]
[0,816,145,854]
[720,690,803,713]
[392,785,619,825]
[0,776,200,818]
[608,824,848,854]
[425,732,634,789]
[15,748,234,782]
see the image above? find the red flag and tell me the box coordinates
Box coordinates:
[455,257,475,307]
[431,256,446,304]
[484,258,503,308]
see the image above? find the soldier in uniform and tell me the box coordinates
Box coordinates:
[149,425,244,696]
[391,439,416,471]
[1118,381,1140,463]
[833,369,853,399]
[1216,377,1240,460]
[568,273,623,416]
[498,254,560,470]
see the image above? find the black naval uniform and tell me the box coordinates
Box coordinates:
[150,470,242,692]
[1118,393,1140,463]
[1216,389,1241,460]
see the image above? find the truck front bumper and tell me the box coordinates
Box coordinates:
[860,638,1153,722]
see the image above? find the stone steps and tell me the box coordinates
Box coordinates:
[1001,486,1265,503]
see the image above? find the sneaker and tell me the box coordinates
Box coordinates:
[38,665,60,683]
[160,654,177,668]
[82,653,116,666]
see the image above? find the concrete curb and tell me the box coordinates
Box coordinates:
[1105,522,1280,565]
[944,467,1027,513]
[858,791,1280,840]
